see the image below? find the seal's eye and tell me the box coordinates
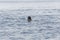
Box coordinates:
[27,16,32,22]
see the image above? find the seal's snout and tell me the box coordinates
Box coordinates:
[27,16,32,22]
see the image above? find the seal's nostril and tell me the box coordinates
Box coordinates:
[27,16,32,22]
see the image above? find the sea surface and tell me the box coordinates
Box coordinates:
[0,9,60,40]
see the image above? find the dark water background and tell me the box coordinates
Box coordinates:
[0,9,60,40]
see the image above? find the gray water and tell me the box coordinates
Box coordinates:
[0,9,60,40]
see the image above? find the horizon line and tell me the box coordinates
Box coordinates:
[0,1,59,3]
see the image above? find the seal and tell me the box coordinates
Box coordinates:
[27,16,32,22]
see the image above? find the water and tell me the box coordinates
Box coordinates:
[0,9,60,40]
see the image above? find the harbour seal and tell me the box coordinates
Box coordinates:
[27,16,32,22]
